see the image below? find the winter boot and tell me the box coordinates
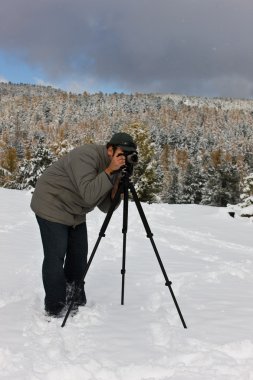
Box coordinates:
[66,281,87,308]
[45,301,65,318]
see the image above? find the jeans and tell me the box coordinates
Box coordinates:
[36,215,88,312]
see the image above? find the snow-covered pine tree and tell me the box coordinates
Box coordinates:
[16,137,55,189]
[122,123,163,203]
[163,165,180,203]
[180,161,204,204]
[201,161,240,206]
[230,173,253,217]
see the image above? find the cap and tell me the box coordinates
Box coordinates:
[108,132,137,152]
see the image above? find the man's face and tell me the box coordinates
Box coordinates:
[107,146,124,160]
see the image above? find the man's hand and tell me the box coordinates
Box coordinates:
[105,147,126,175]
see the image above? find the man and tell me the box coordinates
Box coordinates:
[31,132,137,317]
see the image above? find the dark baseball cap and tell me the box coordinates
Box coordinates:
[108,132,137,152]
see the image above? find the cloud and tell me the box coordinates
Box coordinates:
[0,0,253,97]
[0,76,8,83]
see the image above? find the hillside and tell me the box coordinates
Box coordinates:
[0,82,253,206]
[1,82,253,133]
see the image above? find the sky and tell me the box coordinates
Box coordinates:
[0,0,253,98]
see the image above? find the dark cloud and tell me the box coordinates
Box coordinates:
[1,0,253,97]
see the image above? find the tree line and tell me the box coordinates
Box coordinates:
[0,82,253,206]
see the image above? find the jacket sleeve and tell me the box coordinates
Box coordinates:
[67,148,113,208]
[97,189,121,213]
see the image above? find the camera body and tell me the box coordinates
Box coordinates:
[118,150,138,176]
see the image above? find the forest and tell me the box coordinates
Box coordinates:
[0,82,253,206]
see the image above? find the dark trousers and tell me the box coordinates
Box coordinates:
[36,215,88,312]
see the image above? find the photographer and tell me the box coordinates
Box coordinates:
[31,132,137,317]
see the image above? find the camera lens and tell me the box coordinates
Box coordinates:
[126,152,138,164]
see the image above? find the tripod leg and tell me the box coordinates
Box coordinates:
[121,179,129,305]
[129,182,187,329]
[61,183,123,327]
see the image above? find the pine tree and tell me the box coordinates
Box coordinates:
[233,173,253,217]
[163,165,180,203]
[201,162,240,206]
[2,147,18,173]
[0,166,11,187]
[180,161,204,204]
[123,123,163,202]
[17,137,55,189]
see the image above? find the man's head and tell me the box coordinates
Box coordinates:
[106,132,138,174]
[106,132,137,154]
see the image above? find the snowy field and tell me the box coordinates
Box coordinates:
[1,188,253,380]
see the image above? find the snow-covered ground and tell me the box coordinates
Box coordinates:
[1,188,253,380]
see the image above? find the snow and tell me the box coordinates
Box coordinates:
[1,188,253,380]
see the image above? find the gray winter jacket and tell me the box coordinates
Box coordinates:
[31,144,116,226]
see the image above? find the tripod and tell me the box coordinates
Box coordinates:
[61,171,187,328]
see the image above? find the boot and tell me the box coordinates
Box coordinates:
[75,284,87,306]
[45,301,65,318]
[66,281,87,307]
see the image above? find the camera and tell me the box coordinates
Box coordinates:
[125,151,138,165]
[118,150,138,176]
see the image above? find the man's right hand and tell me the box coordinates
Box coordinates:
[105,147,126,175]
